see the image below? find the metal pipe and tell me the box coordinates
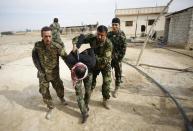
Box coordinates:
[123,60,193,131]
[139,63,193,72]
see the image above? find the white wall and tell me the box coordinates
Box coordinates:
[117,14,166,37]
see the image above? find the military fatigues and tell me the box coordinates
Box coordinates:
[108,30,127,90]
[50,22,64,47]
[75,72,93,114]
[32,41,67,109]
[73,34,112,100]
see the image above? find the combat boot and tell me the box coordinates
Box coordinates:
[59,97,68,106]
[45,99,54,120]
[112,89,118,98]
[103,98,110,110]
[82,112,89,123]
[45,108,53,120]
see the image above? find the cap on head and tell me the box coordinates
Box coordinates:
[112,17,120,24]
[54,18,58,23]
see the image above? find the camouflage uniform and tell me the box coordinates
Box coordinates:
[108,30,127,90]
[32,40,67,109]
[73,34,112,100]
[75,72,93,115]
[50,22,64,47]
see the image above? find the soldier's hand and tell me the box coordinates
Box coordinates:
[73,44,78,53]
[112,54,118,60]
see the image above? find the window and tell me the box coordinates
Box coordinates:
[125,21,133,26]
[148,19,155,25]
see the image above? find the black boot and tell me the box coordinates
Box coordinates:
[59,97,68,106]
[82,112,89,123]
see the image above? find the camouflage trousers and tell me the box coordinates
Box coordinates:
[39,75,64,109]
[75,72,93,115]
[111,59,122,89]
[91,65,111,100]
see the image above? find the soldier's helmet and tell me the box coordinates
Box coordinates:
[54,18,58,23]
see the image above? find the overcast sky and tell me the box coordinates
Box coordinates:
[0,0,193,32]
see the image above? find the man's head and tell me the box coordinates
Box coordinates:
[112,17,120,32]
[97,25,108,43]
[74,65,87,79]
[54,18,58,23]
[71,62,88,87]
[75,66,86,79]
[41,26,52,46]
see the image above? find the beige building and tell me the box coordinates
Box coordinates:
[115,6,168,38]
[61,23,98,36]
[164,6,193,50]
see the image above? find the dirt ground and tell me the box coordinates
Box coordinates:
[0,33,193,131]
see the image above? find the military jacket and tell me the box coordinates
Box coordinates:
[72,34,112,69]
[32,41,67,80]
[107,30,127,61]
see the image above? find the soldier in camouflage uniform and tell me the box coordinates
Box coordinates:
[107,18,127,98]
[32,26,67,119]
[72,25,112,109]
[50,18,64,47]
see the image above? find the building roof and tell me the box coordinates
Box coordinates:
[62,23,98,29]
[115,6,168,16]
[166,6,193,17]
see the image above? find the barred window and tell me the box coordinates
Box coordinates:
[125,21,133,26]
[148,19,155,25]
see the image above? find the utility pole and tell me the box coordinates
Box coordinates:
[114,0,117,15]
[134,10,139,38]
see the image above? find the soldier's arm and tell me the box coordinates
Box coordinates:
[57,23,61,31]
[60,47,67,60]
[56,44,67,60]
[32,47,44,73]
[72,34,94,49]
[119,32,127,60]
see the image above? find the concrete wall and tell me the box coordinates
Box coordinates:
[117,14,165,37]
[167,8,193,48]
[187,8,193,49]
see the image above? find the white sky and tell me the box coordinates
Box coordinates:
[0,0,193,32]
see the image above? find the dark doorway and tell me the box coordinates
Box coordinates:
[164,17,171,43]
[141,25,146,32]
